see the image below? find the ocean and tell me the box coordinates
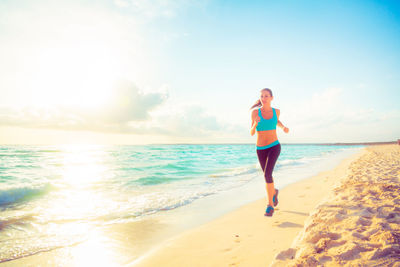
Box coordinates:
[0,144,363,263]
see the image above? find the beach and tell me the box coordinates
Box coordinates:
[1,144,399,266]
[0,144,360,266]
[132,144,399,267]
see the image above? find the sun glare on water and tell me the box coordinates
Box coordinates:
[44,144,111,220]
[60,144,108,187]
[33,144,124,266]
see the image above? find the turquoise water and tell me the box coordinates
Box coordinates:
[0,144,362,262]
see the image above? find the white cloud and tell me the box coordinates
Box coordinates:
[114,0,131,8]
[0,81,167,131]
[151,105,246,138]
[100,80,169,123]
[0,81,246,142]
[281,87,400,142]
[112,0,199,19]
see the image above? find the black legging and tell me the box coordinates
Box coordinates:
[256,144,281,183]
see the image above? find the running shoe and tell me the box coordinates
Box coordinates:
[273,189,279,207]
[264,205,274,217]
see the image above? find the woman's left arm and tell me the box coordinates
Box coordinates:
[276,109,289,133]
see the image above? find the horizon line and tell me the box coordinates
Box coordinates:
[0,141,397,146]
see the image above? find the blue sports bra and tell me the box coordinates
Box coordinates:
[256,108,277,131]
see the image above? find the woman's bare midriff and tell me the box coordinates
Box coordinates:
[256,130,278,146]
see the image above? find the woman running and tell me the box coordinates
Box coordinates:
[250,88,289,216]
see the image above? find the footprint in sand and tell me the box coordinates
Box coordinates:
[306,231,341,243]
[275,248,296,260]
[276,222,303,228]
[357,217,372,226]
[352,232,368,240]
[234,234,241,243]
[377,206,395,218]
[326,239,346,249]
[318,255,333,264]
[229,257,239,266]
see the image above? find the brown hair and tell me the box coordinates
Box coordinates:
[250,88,273,110]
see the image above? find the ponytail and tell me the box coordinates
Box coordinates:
[250,99,262,110]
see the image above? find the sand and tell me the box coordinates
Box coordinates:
[131,147,367,267]
[271,144,400,266]
[4,145,399,267]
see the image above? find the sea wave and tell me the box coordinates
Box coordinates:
[133,175,184,186]
[277,156,320,167]
[209,165,258,178]
[0,184,53,206]
[0,214,37,232]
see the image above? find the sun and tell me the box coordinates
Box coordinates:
[29,38,122,109]
[4,5,150,111]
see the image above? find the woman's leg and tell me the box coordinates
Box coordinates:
[258,146,277,206]
[264,144,281,206]
[266,182,275,206]
[256,148,268,179]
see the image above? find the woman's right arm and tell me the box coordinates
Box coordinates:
[250,109,259,136]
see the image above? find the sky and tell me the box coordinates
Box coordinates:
[0,0,399,145]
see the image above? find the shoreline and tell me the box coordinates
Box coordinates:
[130,146,366,266]
[0,145,370,266]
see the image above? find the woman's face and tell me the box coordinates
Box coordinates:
[260,90,273,105]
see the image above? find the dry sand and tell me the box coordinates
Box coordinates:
[131,147,368,267]
[272,144,400,266]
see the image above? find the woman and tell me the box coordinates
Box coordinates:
[250,88,289,216]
